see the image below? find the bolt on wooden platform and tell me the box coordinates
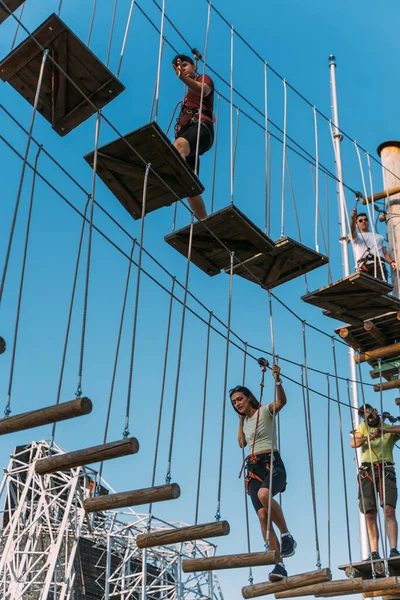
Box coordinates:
[35,437,139,475]
[0,13,125,136]
[242,568,331,599]
[84,121,204,219]
[83,483,180,513]
[302,272,400,324]
[165,205,275,276]
[0,0,24,24]
[0,397,92,435]
[338,556,400,579]
[182,550,278,573]
[275,576,400,598]
[136,520,230,549]
[335,312,400,353]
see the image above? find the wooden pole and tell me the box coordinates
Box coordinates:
[35,437,139,475]
[374,379,400,392]
[182,550,278,573]
[364,320,389,346]
[339,328,364,352]
[0,397,92,435]
[355,342,400,364]
[83,483,180,513]
[241,568,331,598]
[275,576,400,599]
[362,185,400,205]
[136,520,230,549]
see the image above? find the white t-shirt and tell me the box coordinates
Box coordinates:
[352,232,385,263]
[243,405,276,454]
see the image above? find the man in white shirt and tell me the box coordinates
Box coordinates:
[350,209,396,280]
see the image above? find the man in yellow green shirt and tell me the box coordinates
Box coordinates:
[351,404,400,560]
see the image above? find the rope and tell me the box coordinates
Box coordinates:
[124,163,150,437]
[194,1,211,175]
[286,155,309,293]
[309,165,333,283]
[117,0,136,77]
[106,0,119,68]
[215,252,234,520]
[326,374,331,570]
[264,62,270,236]
[210,93,221,214]
[313,106,320,253]
[264,293,277,548]
[75,112,101,399]
[377,359,389,569]
[0,50,48,308]
[280,79,287,238]
[57,0,63,16]
[240,342,253,584]
[10,1,25,50]
[87,0,97,46]
[4,146,42,418]
[229,26,234,205]
[150,0,165,123]
[266,133,272,237]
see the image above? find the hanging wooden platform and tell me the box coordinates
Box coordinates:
[229,237,328,290]
[83,483,180,513]
[0,0,24,24]
[182,550,278,573]
[84,121,204,219]
[0,397,92,435]
[35,437,139,475]
[242,568,331,599]
[275,576,400,598]
[0,13,125,136]
[136,520,230,549]
[302,273,400,324]
[338,556,400,579]
[0,336,5,354]
[165,205,275,276]
[335,312,400,353]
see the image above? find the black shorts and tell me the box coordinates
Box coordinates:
[175,120,214,172]
[246,451,287,513]
[358,465,397,513]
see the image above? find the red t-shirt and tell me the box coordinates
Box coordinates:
[177,74,214,130]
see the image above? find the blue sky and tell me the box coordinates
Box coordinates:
[1,0,400,598]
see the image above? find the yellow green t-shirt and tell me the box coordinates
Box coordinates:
[356,421,398,464]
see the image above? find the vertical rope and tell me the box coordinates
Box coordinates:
[264,61,269,236]
[210,93,221,214]
[4,146,42,418]
[266,133,272,237]
[124,164,151,437]
[326,374,331,570]
[313,106,320,253]
[117,0,136,77]
[150,0,166,123]
[280,79,287,238]
[232,108,240,184]
[377,359,389,568]
[57,0,63,16]
[0,50,48,307]
[265,293,278,547]
[240,342,253,584]
[106,0,119,68]
[229,26,234,205]
[194,2,211,175]
[11,1,25,50]
[75,111,102,399]
[325,173,332,284]
[286,156,308,293]
[215,252,234,520]
[87,0,97,46]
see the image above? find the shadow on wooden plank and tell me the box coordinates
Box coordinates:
[84,121,204,219]
[165,205,275,276]
[0,0,25,24]
[0,13,125,135]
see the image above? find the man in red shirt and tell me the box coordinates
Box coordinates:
[172,54,214,220]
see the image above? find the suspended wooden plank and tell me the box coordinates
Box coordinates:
[374,379,400,392]
[241,568,331,599]
[0,397,92,435]
[83,483,180,513]
[228,237,328,289]
[0,336,5,354]
[356,342,400,364]
[136,520,230,549]
[0,13,125,136]
[302,272,400,324]
[335,312,400,353]
[182,550,278,573]
[0,0,24,24]
[165,205,275,276]
[35,437,139,475]
[363,185,400,204]
[339,556,400,579]
[84,121,204,219]
[275,577,400,598]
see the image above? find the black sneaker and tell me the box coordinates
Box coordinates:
[269,564,287,582]
[281,534,297,558]
[390,548,400,558]
[363,551,380,561]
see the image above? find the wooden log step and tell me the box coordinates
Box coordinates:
[35,437,139,475]
[374,379,400,392]
[84,121,204,219]
[136,520,230,549]
[182,550,278,573]
[0,397,92,435]
[0,336,5,354]
[83,483,180,513]
[0,0,25,24]
[275,577,400,598]
[241,568,331,598]
[0,13,125,136]
[363,185,400,204]
[356,342,400,364]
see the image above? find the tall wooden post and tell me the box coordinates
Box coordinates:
[378,142,400,297]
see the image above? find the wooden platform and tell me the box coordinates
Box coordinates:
[334,312,400,353]
[339,556,400,579]
[165,205,275,276]
[0,0,25,23]
[84,121,204,219]
[0,13,125,136]
[229,236,328,289]
[302,272,400,324]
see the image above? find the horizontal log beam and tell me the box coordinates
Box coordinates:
[35,437,139,475]
[374,379,400,392]
[339,328,365,352]
[364,320,389,346]
[275,576,400,599]
[370,367,399,380]
[182,550,278,573]
[362,186,400,204]
[0,397,92,435]
[136,520,230,549]
[355,342,400,364]
[362,589,400,598]
[83,483,180,513]
[242,568,331,598]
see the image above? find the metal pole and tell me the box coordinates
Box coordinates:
[377,142,400,297]
[329,54,369,560]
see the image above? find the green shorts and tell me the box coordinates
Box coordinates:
[358,466,397,513]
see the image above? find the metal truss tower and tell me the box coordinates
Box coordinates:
[0,441,225,600]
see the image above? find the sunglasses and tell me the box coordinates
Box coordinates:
[357,218,368,223]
